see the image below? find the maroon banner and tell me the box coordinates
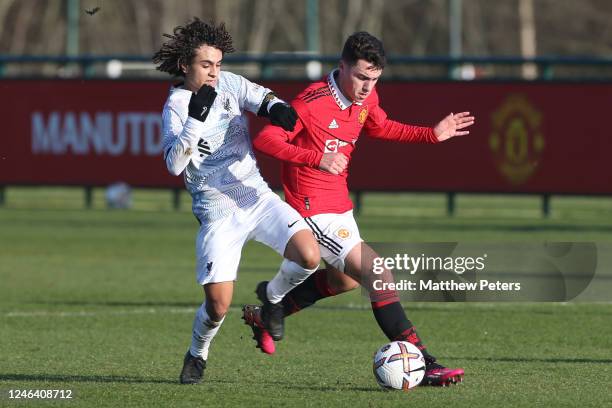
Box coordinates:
[1,80,610,194]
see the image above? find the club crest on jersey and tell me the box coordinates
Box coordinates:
[358,107,368,125]
[328,119,339,129]
[324,139,339,153]
[335,227,351,240]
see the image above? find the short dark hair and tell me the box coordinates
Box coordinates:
[341,31,386,69]
[153,18,235,77]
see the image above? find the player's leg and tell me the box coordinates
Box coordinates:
[282,211,366,314]
[281,263,358,316]
[181,282,233,384]
[343,242,464,386]
[248,193,321,341]
[242,227,321,353]
[180,215,245,384]
[292,213,430,352]
[242,264,358,354]
[243,210,362,353]
[343,243,430,352]
[278,211,364,315]
[266,225,321,305]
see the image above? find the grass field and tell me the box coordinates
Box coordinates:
[1,188,612,407]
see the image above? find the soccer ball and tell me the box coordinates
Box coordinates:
[373,341,426,390]
[105,182,132,209]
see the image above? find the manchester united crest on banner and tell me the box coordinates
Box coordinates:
[489,94,545,185]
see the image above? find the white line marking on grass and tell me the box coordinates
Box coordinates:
[4,307,197,318]
[4,301,610,318]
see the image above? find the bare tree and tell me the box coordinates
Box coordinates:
[0,0,611,79]
[463,0,489,55]
[248,0,276,52]
[9,0,37,54]
[361,0,385,38]
[519,0,538,78]
[342,0,364,40]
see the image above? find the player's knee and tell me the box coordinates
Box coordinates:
[330,271,360,293]
[287,240,321,269]
[339,279,360,292]
[286,236,320,270]
[206,300,230,321]
[298,244,320,270]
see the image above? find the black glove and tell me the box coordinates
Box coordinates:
[188,84,217,122]
[269,103,298,132]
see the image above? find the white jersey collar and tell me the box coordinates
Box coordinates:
[327,69,362,110]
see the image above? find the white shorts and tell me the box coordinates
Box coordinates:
[303,210,363,272]
[195,191,308,285]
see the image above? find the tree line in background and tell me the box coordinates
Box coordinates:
[1,0,611,57]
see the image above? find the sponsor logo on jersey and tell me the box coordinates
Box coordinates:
[328,119,339,129]
[335,227,351,240]
[324,139,338,153]
[358,107,368,124]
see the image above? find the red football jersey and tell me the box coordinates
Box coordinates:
[254,70,438,217]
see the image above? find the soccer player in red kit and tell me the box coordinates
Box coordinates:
[243,32,474,386]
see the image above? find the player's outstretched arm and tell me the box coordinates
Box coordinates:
[433,112,475,142]
[365,101,439,143]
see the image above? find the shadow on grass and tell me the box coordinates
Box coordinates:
[33,300,201,308]
[0,373,176,385]
[457,356,612,364]
[0,373,378,392]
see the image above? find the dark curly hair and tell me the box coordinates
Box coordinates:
[341,31,386,69]
[153,18,235,77]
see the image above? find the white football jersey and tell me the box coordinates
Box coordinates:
[161,71,274,223]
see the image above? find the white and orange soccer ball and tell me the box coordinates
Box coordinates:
[373,341,426,390]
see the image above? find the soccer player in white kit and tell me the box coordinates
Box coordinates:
[153,18,321,384]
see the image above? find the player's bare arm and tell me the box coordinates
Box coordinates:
[433,111,475,141]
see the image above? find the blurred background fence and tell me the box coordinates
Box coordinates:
[1,0,611,216]
[2,54,612,80]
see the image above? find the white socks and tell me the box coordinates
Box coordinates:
[189,303,225,360]
[188,260,317,359]
[266,259,318,304]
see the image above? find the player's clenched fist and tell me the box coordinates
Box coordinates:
[188,84,217,122]
[318,152,348,175]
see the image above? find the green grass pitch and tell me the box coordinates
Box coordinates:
[1,188,612,407]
